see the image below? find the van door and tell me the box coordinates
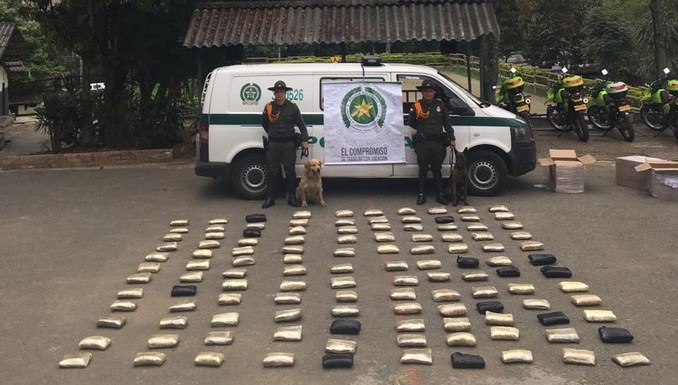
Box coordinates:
[314,75,392,177]
[393,74,471,177]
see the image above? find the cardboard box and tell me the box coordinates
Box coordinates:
[616,155,664,190]
[635,161,678,200]
[539,149,596,193]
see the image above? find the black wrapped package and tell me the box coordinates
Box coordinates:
[456,256,479,269]
[598,326,634,343]
[243,229,261,238]
[435,216,455,224]
[245,214,267,223]
[528,253,557,266]
[322,353,354,369]
[537,311,569,326]
[541,266,572,278]
[496,266,520,277]
[171,285,197,297]
[330,319,361,335]
[451,352,485,369]
[476,301,504,314]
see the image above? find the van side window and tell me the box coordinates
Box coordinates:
[397,75,467,117]
[319,77,386,110]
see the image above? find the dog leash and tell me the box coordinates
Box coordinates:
[449,147,457,167]
[300,147,309,159]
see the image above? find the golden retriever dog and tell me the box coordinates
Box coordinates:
[296,158,326,207]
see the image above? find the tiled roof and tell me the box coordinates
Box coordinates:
[0,23,29,64]
[183,0,499,48]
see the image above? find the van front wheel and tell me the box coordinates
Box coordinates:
[466,150,507,197]
[230,153,268,200]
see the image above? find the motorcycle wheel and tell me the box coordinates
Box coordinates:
[574,113,589,142]
[587,106,612,131]
[640,104,667,131]
[617,114,635,142]
[546,105,568,131]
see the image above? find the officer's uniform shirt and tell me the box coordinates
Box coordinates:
[262,100,309,141]
[408,99,455,141]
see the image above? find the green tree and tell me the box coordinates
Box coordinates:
[0,0,66,79]
[634,0,678,80]
[32,0,196,148]
[524,0,594,68]
[581,5,636,81]
[493,0,527,59]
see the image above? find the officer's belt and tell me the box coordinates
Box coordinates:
[268,136,295,143]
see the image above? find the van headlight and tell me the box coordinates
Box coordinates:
[511,125,532,140]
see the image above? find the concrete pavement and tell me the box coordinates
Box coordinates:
[0,160,676,385]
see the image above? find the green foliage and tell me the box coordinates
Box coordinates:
[36,77,101,152]
[581,6,636,81]
[31,0,197,149]
[131,88,195,149]
[0,1,66,79]
[524,0,595,67]
[492,0,527,58]
[632,0,678,80]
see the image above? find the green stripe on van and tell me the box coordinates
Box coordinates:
[205,114,524,127]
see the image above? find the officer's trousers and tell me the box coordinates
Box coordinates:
[266,140,297,197]
[416,140,446,193]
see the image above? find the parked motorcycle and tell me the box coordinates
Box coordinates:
[495,67,531,125]
[545,67,590,142]
[587,69,635,142]
[640,67,678,140]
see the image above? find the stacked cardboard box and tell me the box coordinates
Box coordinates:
[538,149,596,193]
[615,155,664,190]
[635,160,678,200]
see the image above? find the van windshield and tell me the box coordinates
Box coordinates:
[437,71,490,108]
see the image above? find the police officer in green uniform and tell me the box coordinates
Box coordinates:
[408,79,455,205]
[261,80,309,209]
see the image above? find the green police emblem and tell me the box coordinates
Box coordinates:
[341,86,387,131]
[240,83,261,105]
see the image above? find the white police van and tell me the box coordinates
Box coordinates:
[195,59,536,198]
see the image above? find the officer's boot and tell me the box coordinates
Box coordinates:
[416,176,427,205]
[262,191,276,209]
[286,178,301,207]
[262,181,276,209]
[433,170,449,205]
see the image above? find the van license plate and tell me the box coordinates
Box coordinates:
[517,105,529,113]
[574,104,587,112]
[618,105,631,112]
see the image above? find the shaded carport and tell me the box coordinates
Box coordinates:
[182,0,500,101]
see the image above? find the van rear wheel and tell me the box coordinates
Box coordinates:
[466,150,507,197]
[230,153,268,200]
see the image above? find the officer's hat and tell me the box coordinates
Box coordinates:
[416,80,437,91]
[268,80,292,91]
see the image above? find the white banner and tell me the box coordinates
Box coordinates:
[323,82,405,164]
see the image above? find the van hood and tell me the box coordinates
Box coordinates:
[478,104,519,119]
[472,104,527,127]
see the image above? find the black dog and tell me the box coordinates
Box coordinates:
[447,148,468,206]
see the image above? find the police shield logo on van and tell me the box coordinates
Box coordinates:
[240,83,261,105]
